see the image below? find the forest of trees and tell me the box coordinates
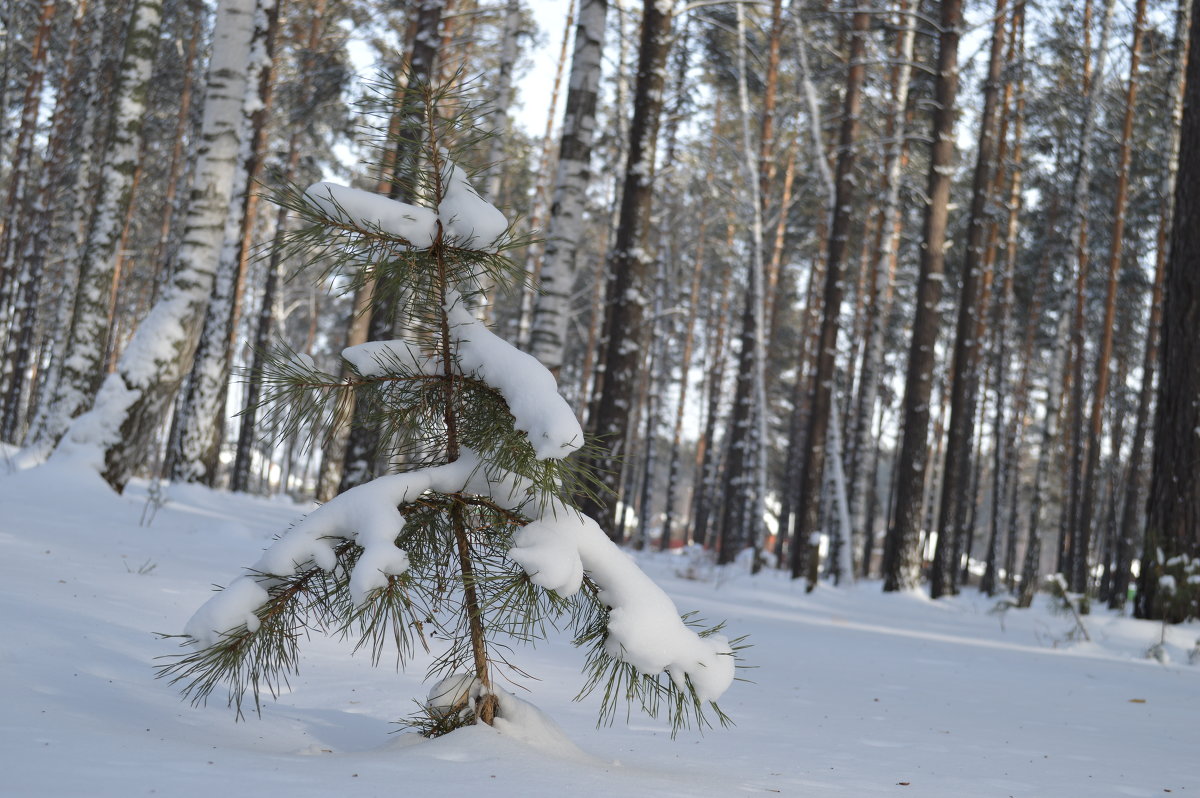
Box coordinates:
[1,0,1197,621]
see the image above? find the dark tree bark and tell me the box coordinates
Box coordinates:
[788,8,871,579]
[1111,210,1168,609]
[715,0,783,566]
[578,0,674,541]
[1063,0,1119,590]
[1136,0,1200,622]
[881,0,964,592]
[930,0,1008,598]
[1073,0,1147,592]
[337,0,444,492]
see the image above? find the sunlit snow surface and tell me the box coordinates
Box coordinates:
[2,454,1198,797]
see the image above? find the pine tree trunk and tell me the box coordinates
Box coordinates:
[1072,0,1147,593]
[779,216,828,571]
[1112,213,1169,608]
[51,0,258,490]
[230,204,286,493]
[1115,0,1190,609]
[690,239,735,550]
[313,274,374,500]
[1135,0,1200,622]
[881,0,964,593]
[848,0,916,558]
[993,7,1026,595]
[788,8,871,580]
[578,0,673,540]
[930,0,1008,599]
[715,0,777,565]
[1062,0,1118,591]
[1017,314,1071,606]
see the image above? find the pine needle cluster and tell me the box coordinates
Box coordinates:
[158,74,740,737]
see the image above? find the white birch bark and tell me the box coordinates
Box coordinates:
[485,0,523,201]
[0,0,56,344]
[173,0,277,484]
[528,0,606,375]
[0,0,58,432]
[23,0,107,451]
[34,0,163,449]
[828,395,855,582]
[52,0,259,490]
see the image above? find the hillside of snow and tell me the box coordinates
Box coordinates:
[1,457,1197,797]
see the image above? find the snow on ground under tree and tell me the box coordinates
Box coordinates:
[1,455,1197,797]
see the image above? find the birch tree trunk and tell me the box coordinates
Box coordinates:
[661,111,718,550]
[0,0,55,345]
[529,0,607,376]
[51,0,259,490]
[230,203,288,493]
[35,0,164,450]
[881,0,964,593]
[485,0,524,202]
[172,0,280,485]
[1,0,86,442]
[514,4,570,343]
[21,0,110,450]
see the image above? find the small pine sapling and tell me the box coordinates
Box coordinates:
[159,76,740,737]
[1145,555,1200,661]
[1046,573,1091,643]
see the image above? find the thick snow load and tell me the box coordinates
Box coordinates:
[342,338,438,377]
[446,291,582,460]
[304,182,437,247]
[304,159,506,253]
[185,454,734,706]
[438,160,509,250]
[509,500,734,703]
[185,455,482,646]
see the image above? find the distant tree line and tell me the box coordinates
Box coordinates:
[0,0,1196,621]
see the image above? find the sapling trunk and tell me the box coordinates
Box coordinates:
[161,76,739,740]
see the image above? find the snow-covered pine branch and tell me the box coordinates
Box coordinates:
[161,76,737,739]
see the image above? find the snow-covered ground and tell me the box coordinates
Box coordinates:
[2,457,1197,797]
